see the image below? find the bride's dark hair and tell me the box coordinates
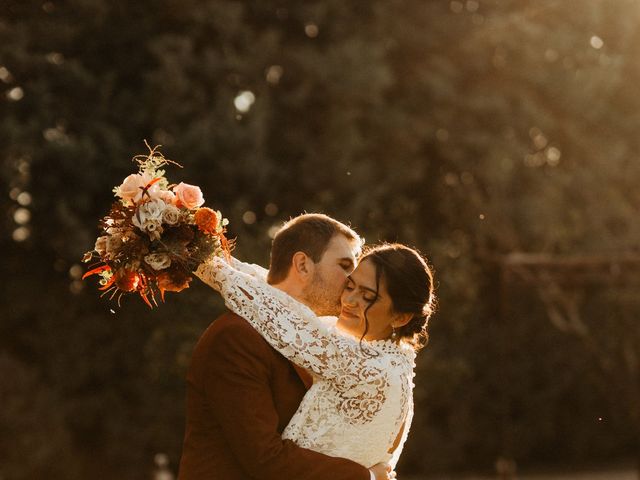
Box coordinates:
[359,243,436,351]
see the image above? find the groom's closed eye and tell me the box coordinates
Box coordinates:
[339,259,355,273]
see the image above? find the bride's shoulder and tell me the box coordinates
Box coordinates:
[317,316,338,329]
[368,339,417,363]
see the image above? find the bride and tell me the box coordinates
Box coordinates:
[195,242,435,479]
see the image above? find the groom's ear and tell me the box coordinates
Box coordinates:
[291,251,314,280]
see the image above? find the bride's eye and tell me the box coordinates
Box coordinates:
[363,294,377,303]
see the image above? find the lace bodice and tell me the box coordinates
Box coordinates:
[195,257,416,469]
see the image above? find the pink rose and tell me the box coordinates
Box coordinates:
[173,182,204,209]
[115,173,156,203]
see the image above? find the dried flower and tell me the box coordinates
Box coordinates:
[94,236,108,256]
[145,253,172,270]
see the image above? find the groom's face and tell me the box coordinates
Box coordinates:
[303,234,358,316]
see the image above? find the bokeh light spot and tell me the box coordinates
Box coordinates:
[305,23,319,38]
[234,91,255,113]
[69,264,83,279]
[46,52,65,65]
[546,147,561,165]
[69,280,84,294]
[242,210,257,224]
[450,1,464,13]
[264,203,278,216]
[0,66,12,83]
[266,65,283,85]
[590,35,604,49]
[466,0,479,12]
[43,125,68,143]
[13,208,31,225]
[7,87,24,101]
[17,191,32,206]
[12,226,30,242]
[444,172,459,186]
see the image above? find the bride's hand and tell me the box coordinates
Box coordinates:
[369,462,396,480]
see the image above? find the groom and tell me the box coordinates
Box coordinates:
[178,213,374,480]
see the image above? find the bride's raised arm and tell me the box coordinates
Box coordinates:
[194,256,388,383]
[228,257,269,280]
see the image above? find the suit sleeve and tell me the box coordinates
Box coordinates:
[203,320,371,480]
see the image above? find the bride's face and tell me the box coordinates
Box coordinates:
[337,258,398,341]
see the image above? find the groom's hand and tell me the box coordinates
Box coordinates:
[369,462,396,480]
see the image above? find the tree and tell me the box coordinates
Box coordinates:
[2,0,639,477]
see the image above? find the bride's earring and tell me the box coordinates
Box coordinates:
[391,325,397,340]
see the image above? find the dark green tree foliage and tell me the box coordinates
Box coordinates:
[1,0,639,478]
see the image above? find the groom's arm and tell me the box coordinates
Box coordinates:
[204,317,371,480]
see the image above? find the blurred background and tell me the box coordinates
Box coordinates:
[1,0,640,479]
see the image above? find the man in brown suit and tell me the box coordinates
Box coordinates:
[178,214,380,480]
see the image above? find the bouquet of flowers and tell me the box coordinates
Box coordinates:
[82,144,232,308]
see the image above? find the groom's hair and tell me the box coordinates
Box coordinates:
[267,213,362,285]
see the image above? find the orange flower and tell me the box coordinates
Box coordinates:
[194,207,219,235]
[115,270,141,292]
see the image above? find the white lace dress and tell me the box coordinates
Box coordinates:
[195,257,416,469]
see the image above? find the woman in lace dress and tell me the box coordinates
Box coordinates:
[196,243,435,478]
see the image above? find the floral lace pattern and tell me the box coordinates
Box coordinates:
[195,257,417,468]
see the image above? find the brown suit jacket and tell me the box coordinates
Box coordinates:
[178,312,370,480]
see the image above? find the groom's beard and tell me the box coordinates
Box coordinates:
[302,270,342,317]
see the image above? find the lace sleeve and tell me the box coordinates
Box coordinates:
[194,257,386,383]
[230,257,268,281]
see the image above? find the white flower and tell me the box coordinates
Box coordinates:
[162,204,181,225]
[142,198,166,221]
[133,199,167,238]
[144,253,172,270]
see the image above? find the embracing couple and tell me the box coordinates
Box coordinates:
[178,213,436,480]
